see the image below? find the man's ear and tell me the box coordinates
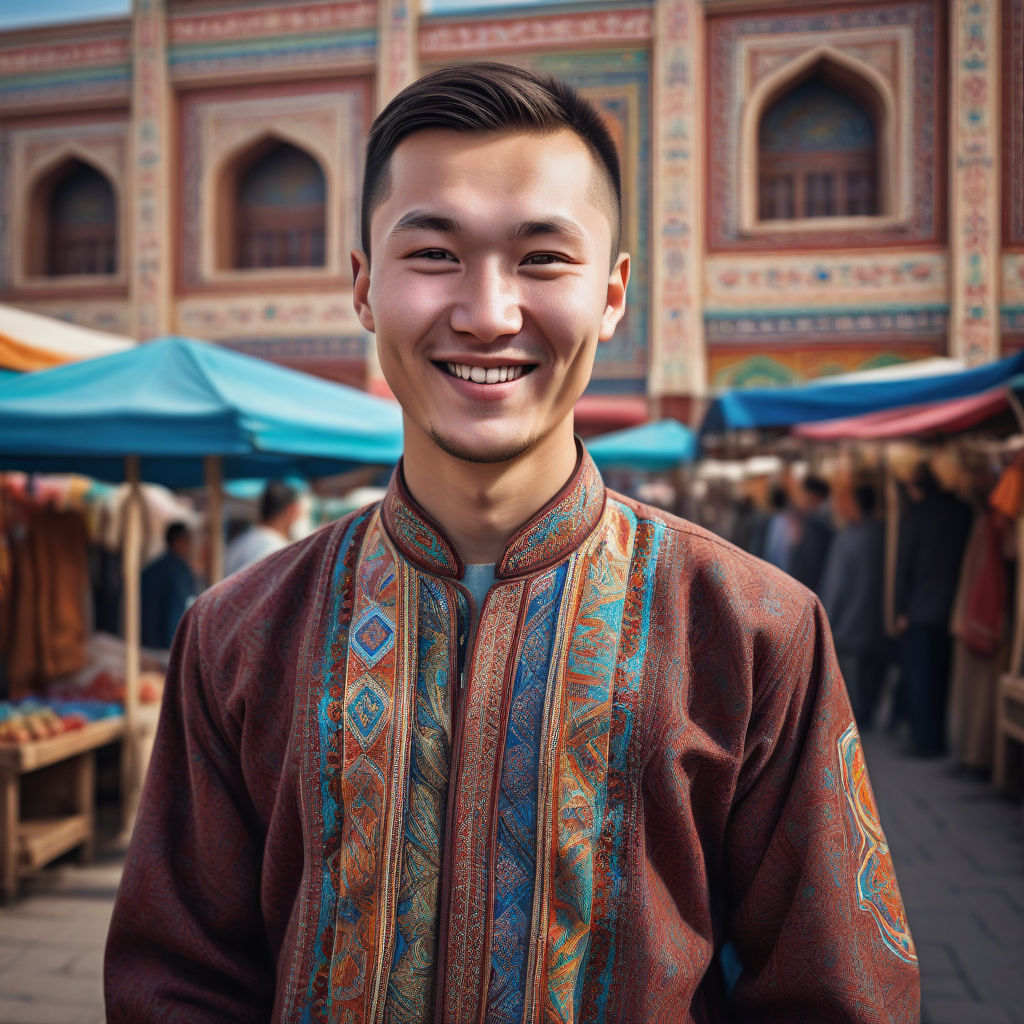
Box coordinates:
[599,252,630,342]
[351,250,375,333]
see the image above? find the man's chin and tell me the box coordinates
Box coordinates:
[428,427,538,465]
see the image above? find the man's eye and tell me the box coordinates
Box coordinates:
[412,249,455,261]
[522,253,567,266]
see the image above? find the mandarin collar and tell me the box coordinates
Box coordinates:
[380,441,606,580]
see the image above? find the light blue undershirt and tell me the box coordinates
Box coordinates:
[462,562,496,619]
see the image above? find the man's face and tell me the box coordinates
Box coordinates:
[352,128,629,465]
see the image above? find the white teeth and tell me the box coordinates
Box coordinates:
[444,362,527,383]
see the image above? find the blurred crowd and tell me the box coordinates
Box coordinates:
[715,451,1024,772]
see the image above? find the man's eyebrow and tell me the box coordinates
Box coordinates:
[390,211,460,236]
[510,217,586,242]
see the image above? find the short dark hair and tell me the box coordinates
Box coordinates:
[361,62,622,262]
[803,474,830,500]
[165,521,189,548]
[261,480,299,523]
[853,482,877,517]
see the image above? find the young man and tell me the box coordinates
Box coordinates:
[105,63,919,1022]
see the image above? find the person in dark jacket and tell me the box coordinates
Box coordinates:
[140,522,197,650]
[790,474,835,594]
[821,483,888,730]
[895,462,973,755]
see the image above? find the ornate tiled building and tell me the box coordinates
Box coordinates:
[0,0,1020,424]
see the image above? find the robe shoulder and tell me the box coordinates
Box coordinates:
[179,504,376,728]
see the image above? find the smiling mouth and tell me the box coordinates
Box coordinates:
[440,362,535,384]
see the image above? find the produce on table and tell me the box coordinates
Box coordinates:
[0,698,122,744]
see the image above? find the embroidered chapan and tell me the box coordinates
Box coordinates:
[106,446,921,1024]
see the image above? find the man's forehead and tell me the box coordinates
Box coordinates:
[377,128,616,242]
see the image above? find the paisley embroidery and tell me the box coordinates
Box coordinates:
[838,723,917,964]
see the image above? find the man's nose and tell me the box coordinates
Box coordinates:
[449,263,523,341]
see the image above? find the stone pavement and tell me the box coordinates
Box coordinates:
[864,733,1024,1024]
[0,737,1020,1022]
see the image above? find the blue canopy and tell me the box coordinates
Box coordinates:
[700,351,1024,438]
[0,336,403,487]
[587,419,696,470]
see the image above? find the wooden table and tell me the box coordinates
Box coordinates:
[0,716,124,903]
[994,674,1024,796]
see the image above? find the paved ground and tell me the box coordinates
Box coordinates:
[0,736,1020,1022]
[865,734,1024,1024]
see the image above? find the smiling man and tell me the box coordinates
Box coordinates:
[105,64,919,1023]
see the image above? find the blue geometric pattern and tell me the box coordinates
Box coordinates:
[347,673,390,750]
[351,607,395,667]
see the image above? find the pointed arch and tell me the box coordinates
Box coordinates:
[739,47,899,232]
[215,133,328,270]
[26,154,119,277]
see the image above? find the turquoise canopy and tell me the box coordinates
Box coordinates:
[0,336,403,487]
[587,419,696,470]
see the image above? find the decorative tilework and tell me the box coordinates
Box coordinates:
[949,0,1000,363]
[419,7,651,56]
[177,84,368,290]
[648,0,704,394]
[704,252,949,313]
[1004,0,1024,246]
[525,50,651,384]
[176,292,368,344]
[377,0,418,108]
[166,2,376,82]
[131,0,173,338]
[705,308,948,343]
[0,23,131,112]
[707,1,942,251]
[709,343,943,388]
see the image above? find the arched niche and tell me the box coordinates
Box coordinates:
[26,156,118,277]
[739,48,899,232]
[215,136,328,271]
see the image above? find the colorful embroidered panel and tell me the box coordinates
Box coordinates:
[837,723,917,965]
[304,508,372,1021]
[486,563,569,1023]
[441,579,527,1022]
[386,575,455,1020]
[580,511,663,1020]
[500,452,605,578]
[540,500,637,1023]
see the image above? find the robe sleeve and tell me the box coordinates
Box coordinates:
[722,595,920,1022]
[104,596,276,1022]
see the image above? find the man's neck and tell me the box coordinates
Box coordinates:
[401,428,578,566]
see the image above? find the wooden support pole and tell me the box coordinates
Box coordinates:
[121,456,142,833]
[205,455,224,585]
[883,446,899,637]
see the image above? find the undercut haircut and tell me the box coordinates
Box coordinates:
[361,61,623,265]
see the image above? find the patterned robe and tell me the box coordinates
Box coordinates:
[105,449,919,1023]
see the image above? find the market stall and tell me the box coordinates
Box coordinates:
[0,302,134,373]
[0,336,402,891]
